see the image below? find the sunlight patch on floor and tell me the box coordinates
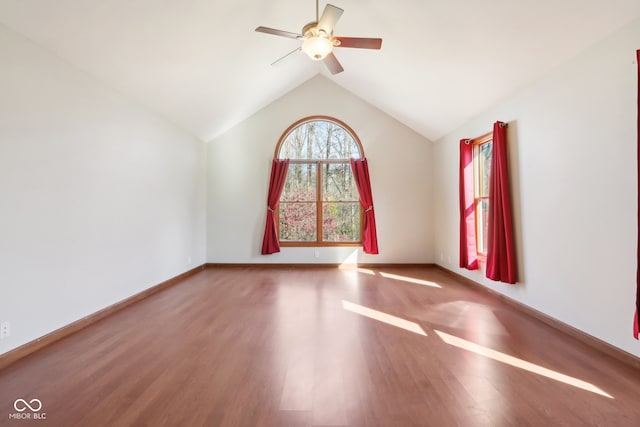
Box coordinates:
[379,272,442,288]
[339,265,376,275]
[342,300,427,336]
[435,330,614,399]
[422,301,508,336]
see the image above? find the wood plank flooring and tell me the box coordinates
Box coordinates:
[1,266,640,426]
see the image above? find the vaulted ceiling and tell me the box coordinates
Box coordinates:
[1,0,639,142]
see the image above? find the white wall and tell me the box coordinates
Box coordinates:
[0,25,207,355]
[433,19,640,356]
[207,75,434,264]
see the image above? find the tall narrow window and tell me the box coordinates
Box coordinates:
[473,134,493,256]
[460,122,516,282]
[275,116,364,246]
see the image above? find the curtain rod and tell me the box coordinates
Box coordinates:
[464,122,508,144]
[464,121,509,145]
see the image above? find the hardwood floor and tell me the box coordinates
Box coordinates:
[1,266,640,426]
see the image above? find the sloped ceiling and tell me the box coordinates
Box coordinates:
[1,0,639,142]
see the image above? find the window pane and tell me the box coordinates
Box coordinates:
[480,142,492,197]
[323,202,360,242]
[279,202,317,241]
[276,118,365,246]
[322,163,359,201]
[281,163,316,202]
[476,198,489,254]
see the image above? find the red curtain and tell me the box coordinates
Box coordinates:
[459,139,478,270]
[486,121,517,284]
[635,49,639,339]
[350,158,379,254]
[261,158,290,255]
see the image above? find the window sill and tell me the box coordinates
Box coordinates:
[280,242,362,248]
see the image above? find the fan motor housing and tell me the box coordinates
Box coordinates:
[302,21,332,38]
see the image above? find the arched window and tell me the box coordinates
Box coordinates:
[275,116,364,246]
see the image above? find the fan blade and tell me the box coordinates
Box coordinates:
[323,52,344,75]
[271,48,301,66]
[317,4,344,35]
[255,26,303,39]
[334,37,382,49]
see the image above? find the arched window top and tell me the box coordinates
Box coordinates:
[275,116,363,160]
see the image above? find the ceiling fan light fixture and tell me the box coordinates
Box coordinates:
[255,2,382,74]
[301,35,333,60]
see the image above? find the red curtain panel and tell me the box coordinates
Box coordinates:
[350,158,379,254]
[635,49,639,339]
[459,139,479,270]
[486,121,517,284]
[261,158,290,255]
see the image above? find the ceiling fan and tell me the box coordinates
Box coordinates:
[255,1,382,75]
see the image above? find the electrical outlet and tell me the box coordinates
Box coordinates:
[314,249,320,259]
[187,256,192,265]
[0,322,10,339]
